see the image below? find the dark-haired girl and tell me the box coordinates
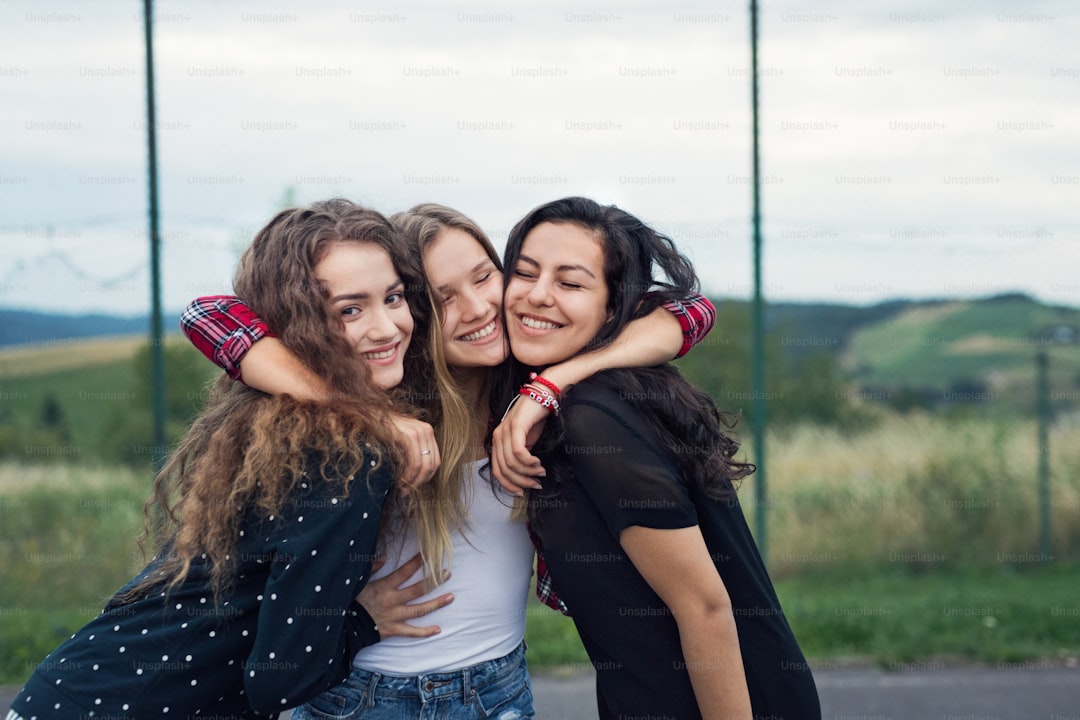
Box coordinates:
[500,197,821,720]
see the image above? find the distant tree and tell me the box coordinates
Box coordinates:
[37,394,63,428]
[100,341,220,466]
[885,386,935,413]
[675,300,755,418]
[783,352,847,425]
[36,393,71,441]
[676,300,852,428]
[132,341,220,427]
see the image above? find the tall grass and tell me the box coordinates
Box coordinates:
[746,412,1080,576]
[0,462,150,682]
[2,412,1079,683]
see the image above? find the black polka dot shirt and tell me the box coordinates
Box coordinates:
[12,452,391,719]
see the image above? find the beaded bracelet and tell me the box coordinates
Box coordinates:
[519,384,561,416]
[528,372,563,400]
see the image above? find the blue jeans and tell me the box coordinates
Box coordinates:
[292,642,534,720]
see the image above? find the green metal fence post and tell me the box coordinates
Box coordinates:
[143,0,166,472]
[750,0,767,558]
[1036,350,1050,558]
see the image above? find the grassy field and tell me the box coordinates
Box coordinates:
[746,411,1080,574]
[3,409,1080,684]
[774,563,1080,668]
[525,563,1080,675]
[0,463,150,683]
[1,361,146,458]
[0,334,217,466]
[843,298,1080,394]
[0,336,148,379]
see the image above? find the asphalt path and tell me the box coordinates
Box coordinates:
[531,665,1080,720]
[4,665,1079,719]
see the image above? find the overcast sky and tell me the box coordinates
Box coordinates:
[1,0,1077,316]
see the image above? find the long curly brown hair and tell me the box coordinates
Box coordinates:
[131,199,435,600]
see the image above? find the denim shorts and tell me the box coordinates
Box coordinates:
[292,642,534,720]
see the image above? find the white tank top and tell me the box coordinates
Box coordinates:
[350,460,534,674]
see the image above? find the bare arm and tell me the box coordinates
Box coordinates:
[620,525,753,720]
[239,336,330,400]
[491,306,683,493]
[545,304,684,389]
[239,337,439,494]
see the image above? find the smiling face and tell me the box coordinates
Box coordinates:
[504,221,610,368]
[422,227,509,369]
[419,227,507,371]
[315,241,414,390]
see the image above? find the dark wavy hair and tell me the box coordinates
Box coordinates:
[492,197,753,517]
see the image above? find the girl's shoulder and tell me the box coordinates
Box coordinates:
[564,367,675,417]
[562,374,631,420]
[561,373,662,446]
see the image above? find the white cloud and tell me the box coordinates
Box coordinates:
[0,0,1076,313]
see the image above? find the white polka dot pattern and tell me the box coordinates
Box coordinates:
[11,452,392,719]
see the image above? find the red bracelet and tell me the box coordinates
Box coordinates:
[528,372,562,399]
[519,384,561,416]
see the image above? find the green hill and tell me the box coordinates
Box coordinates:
[0,335,218,466]
[0,309,183,348]
[1,295,1077,462]
[678,293,1079,419]
[842,295,1080,403]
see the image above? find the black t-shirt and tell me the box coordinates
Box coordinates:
[12,452,389,720]
[533,378,820,720]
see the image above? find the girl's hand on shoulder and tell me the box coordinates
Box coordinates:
[356,553,453,639]
[491,397,548,496]
[388,413,440,495]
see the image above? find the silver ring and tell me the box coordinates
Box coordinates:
[421,450,432,456]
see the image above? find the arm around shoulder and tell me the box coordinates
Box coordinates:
[239,336,330,400]
[540,305,684,392]
[180,295,271,380]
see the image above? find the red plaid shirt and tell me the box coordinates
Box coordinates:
[663,292,717,359]
[180,293,716,615]
[180,296,273,383]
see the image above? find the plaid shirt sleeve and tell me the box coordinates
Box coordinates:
[661,292,716,358]
[179,295,273,383]
[528,523,571,616]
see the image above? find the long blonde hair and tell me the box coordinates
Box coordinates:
[132,199,435,600]
[389,204,505,586]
